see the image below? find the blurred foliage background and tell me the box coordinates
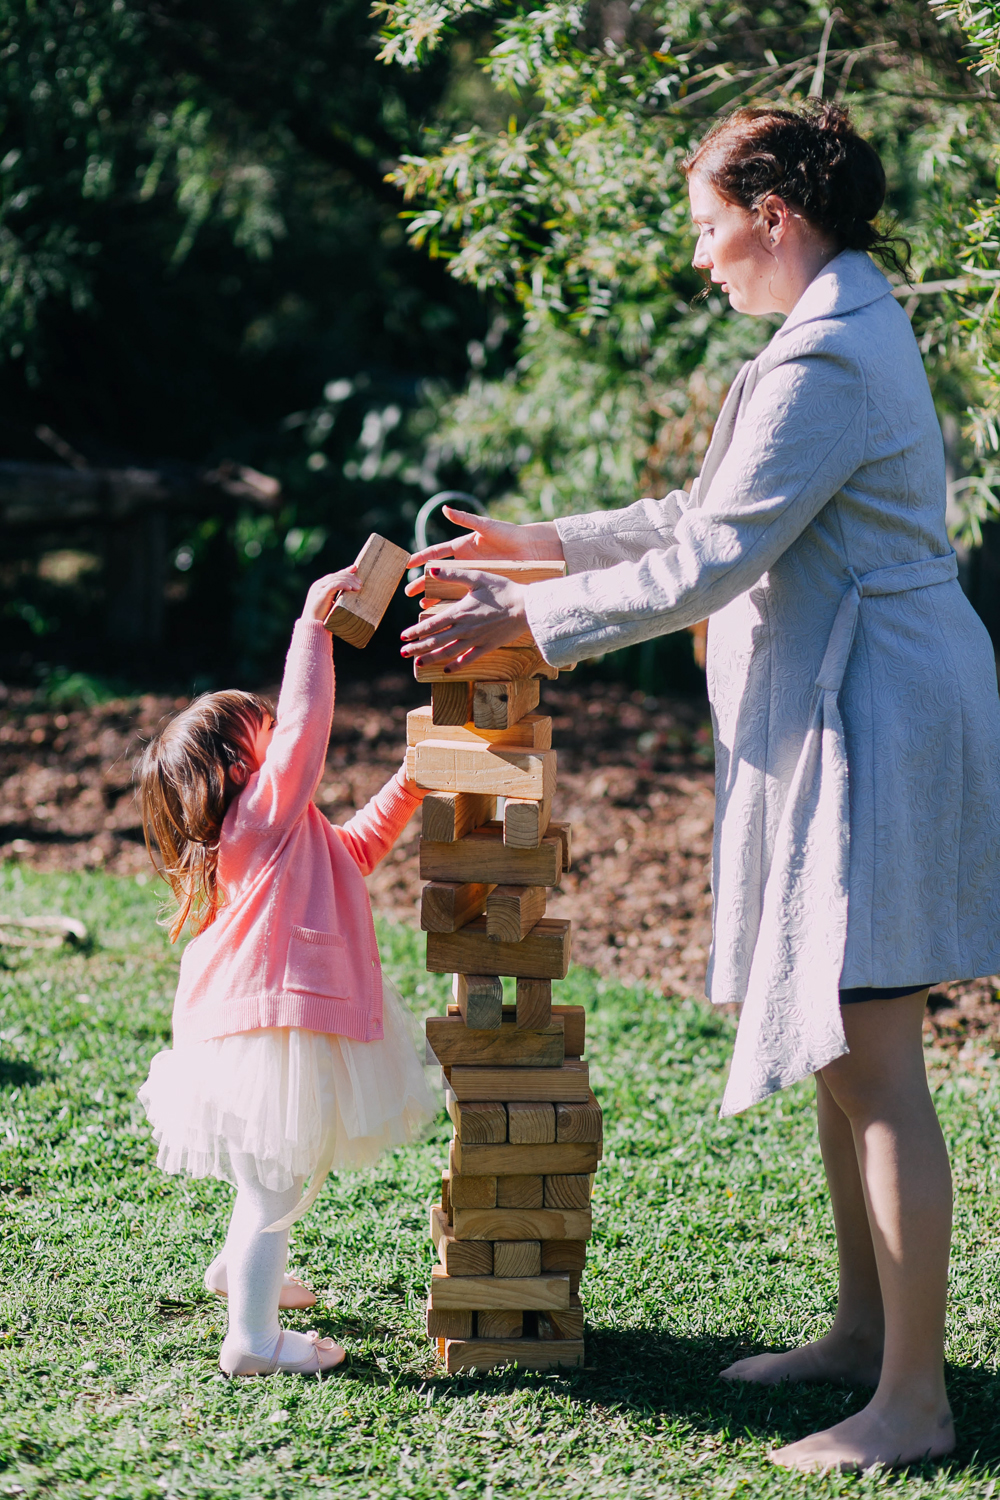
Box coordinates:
[2,0,1000,692]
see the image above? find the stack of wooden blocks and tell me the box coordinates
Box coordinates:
[406,559,603,1375]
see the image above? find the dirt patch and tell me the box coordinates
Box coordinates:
[1,671,996,1048]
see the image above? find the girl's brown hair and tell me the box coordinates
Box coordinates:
[683,102,910,278]
[137,690,273,943]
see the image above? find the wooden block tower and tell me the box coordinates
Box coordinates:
[408,560,603,1375]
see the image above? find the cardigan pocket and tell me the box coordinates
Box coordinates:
[283,926,351,998]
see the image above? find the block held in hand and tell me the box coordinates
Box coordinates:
[324,533,409,648]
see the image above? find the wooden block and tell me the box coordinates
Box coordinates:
[550,820,573,871]
[426,1015,564,1068]
[555,1093,602,1142]
[407,707,552,750]
[516,978,552,1030]
[452,973,503,1031]
[427,917,572,980]
[430,1265,569,1311]
[538,1294,585,1341]
[423,560,568,598]
[454,1141,599,1176]
[441,1170,451,1217]
[540,1240,587,1273]
[421,881,494,933]
[476,1309,523,1339]
[420,824,562,887]
[431,1206,493,1276]
[431,680,473,725]
[453,1207,592,1242]
[473,677,540,731]
[323,533,409,647]
[415,647,557,683]
[493,1241,541,1277]
[544,1175,592,1209]
[449,1097,507,1145]
[443,1336,584,1374]
[507,1101,556,1146]
[447,1004,583,1055]
[426,1298,475,1340]
[450,1060,589,1103]
[449,1141,497,1208]
[422,792,496,843]
[414,740,556,802]
[504,798,552,848]
[497,1175,543,1209]
[487,885,547,943]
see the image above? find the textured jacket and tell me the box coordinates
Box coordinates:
[524,250,1000,1114]
[172,619,424,1045]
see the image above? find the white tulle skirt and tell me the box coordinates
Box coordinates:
[138,976,440,1206]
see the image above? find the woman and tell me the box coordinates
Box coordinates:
[401,105,1000,1472]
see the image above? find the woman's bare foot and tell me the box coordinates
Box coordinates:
[721,1329,883,1387]
[770,1400,955,1473]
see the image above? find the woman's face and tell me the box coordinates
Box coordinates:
[689,174,780,316]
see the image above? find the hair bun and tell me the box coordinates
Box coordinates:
[814,102,853,139]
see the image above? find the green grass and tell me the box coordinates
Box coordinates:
[1,864,1000,1498]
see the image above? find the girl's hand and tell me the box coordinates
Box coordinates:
[404,506,563,600]
[400,571,528,671]
[302,566,362,623]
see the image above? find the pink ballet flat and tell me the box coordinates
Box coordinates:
[219,1330,346,1378]
[204,1263,317,1310]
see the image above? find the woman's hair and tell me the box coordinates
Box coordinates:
[137,689,273,943]
[683,102,910,278]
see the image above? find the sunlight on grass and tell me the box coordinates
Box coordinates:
[1,863,999,1497]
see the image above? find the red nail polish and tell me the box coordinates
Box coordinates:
[428,567,439,576]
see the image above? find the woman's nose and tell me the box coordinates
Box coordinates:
[692,235,711,269]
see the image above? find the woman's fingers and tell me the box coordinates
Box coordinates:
[407,508,495,567]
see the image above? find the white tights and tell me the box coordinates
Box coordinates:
[215,1154,316,1367]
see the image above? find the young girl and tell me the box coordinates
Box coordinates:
[137,567,437,1377]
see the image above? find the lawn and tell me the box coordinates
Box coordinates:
[1,864,1000,1499]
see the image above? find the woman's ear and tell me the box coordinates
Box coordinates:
[760,193,788,246]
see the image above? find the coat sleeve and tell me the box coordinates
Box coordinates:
[335,768,425,877]
[525,350,867,667]
[238,619,334,830]
[554,491,690,574]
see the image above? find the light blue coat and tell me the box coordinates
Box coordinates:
[524,251,1000,1113]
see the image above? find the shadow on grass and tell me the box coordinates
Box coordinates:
[0,1055,45,1089]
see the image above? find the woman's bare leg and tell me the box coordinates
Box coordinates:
[771,992,954,1471]
[721,1070,884,1386]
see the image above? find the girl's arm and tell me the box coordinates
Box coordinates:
[239,569,360,830]
[335,760,426,876]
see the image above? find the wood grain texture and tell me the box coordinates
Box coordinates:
[414,740,556,802]
[454,1141,598,1177]
[431,680,473,725]
[447,1003,583,1055]
[504,797,552,848]
[323,534,409,647]
[452,973,503,1031]
[555,1093,602,1141]
[506,1101,556,1146]
[441,1170,451,1218]
[453,1206,592,1241]
[426,916,572,980]
[493,1241,541,1278]
[449,1060,590,1103]
[443,1336,584,1374]
[540,1240,587,1273]
[425,1015,564,1069]
[549,820,573,871]
[426,1299,474,1340]
[430,1206,493,1276]
[421,791,496,843]
[477,1309,523,1339]
[487,884,547,942]
[515,978,552,1030]
[496,1175,543,1209]
[538,1294,585,1341]
[429,1265,569,1311]
[407,707,551,750]
[420,824,562,887]
[543,1174,592,1209]
[448,1097,508,1145]
[420,881,493,933]
[473,677,540,730]
[415,647,558,683]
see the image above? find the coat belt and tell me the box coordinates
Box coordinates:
[816,552,959,694]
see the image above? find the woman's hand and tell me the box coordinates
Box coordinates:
[400,570,529,671]
[302,566,361,623]
[405,505,563,585]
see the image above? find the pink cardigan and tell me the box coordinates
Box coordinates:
[171,618,424,1046]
